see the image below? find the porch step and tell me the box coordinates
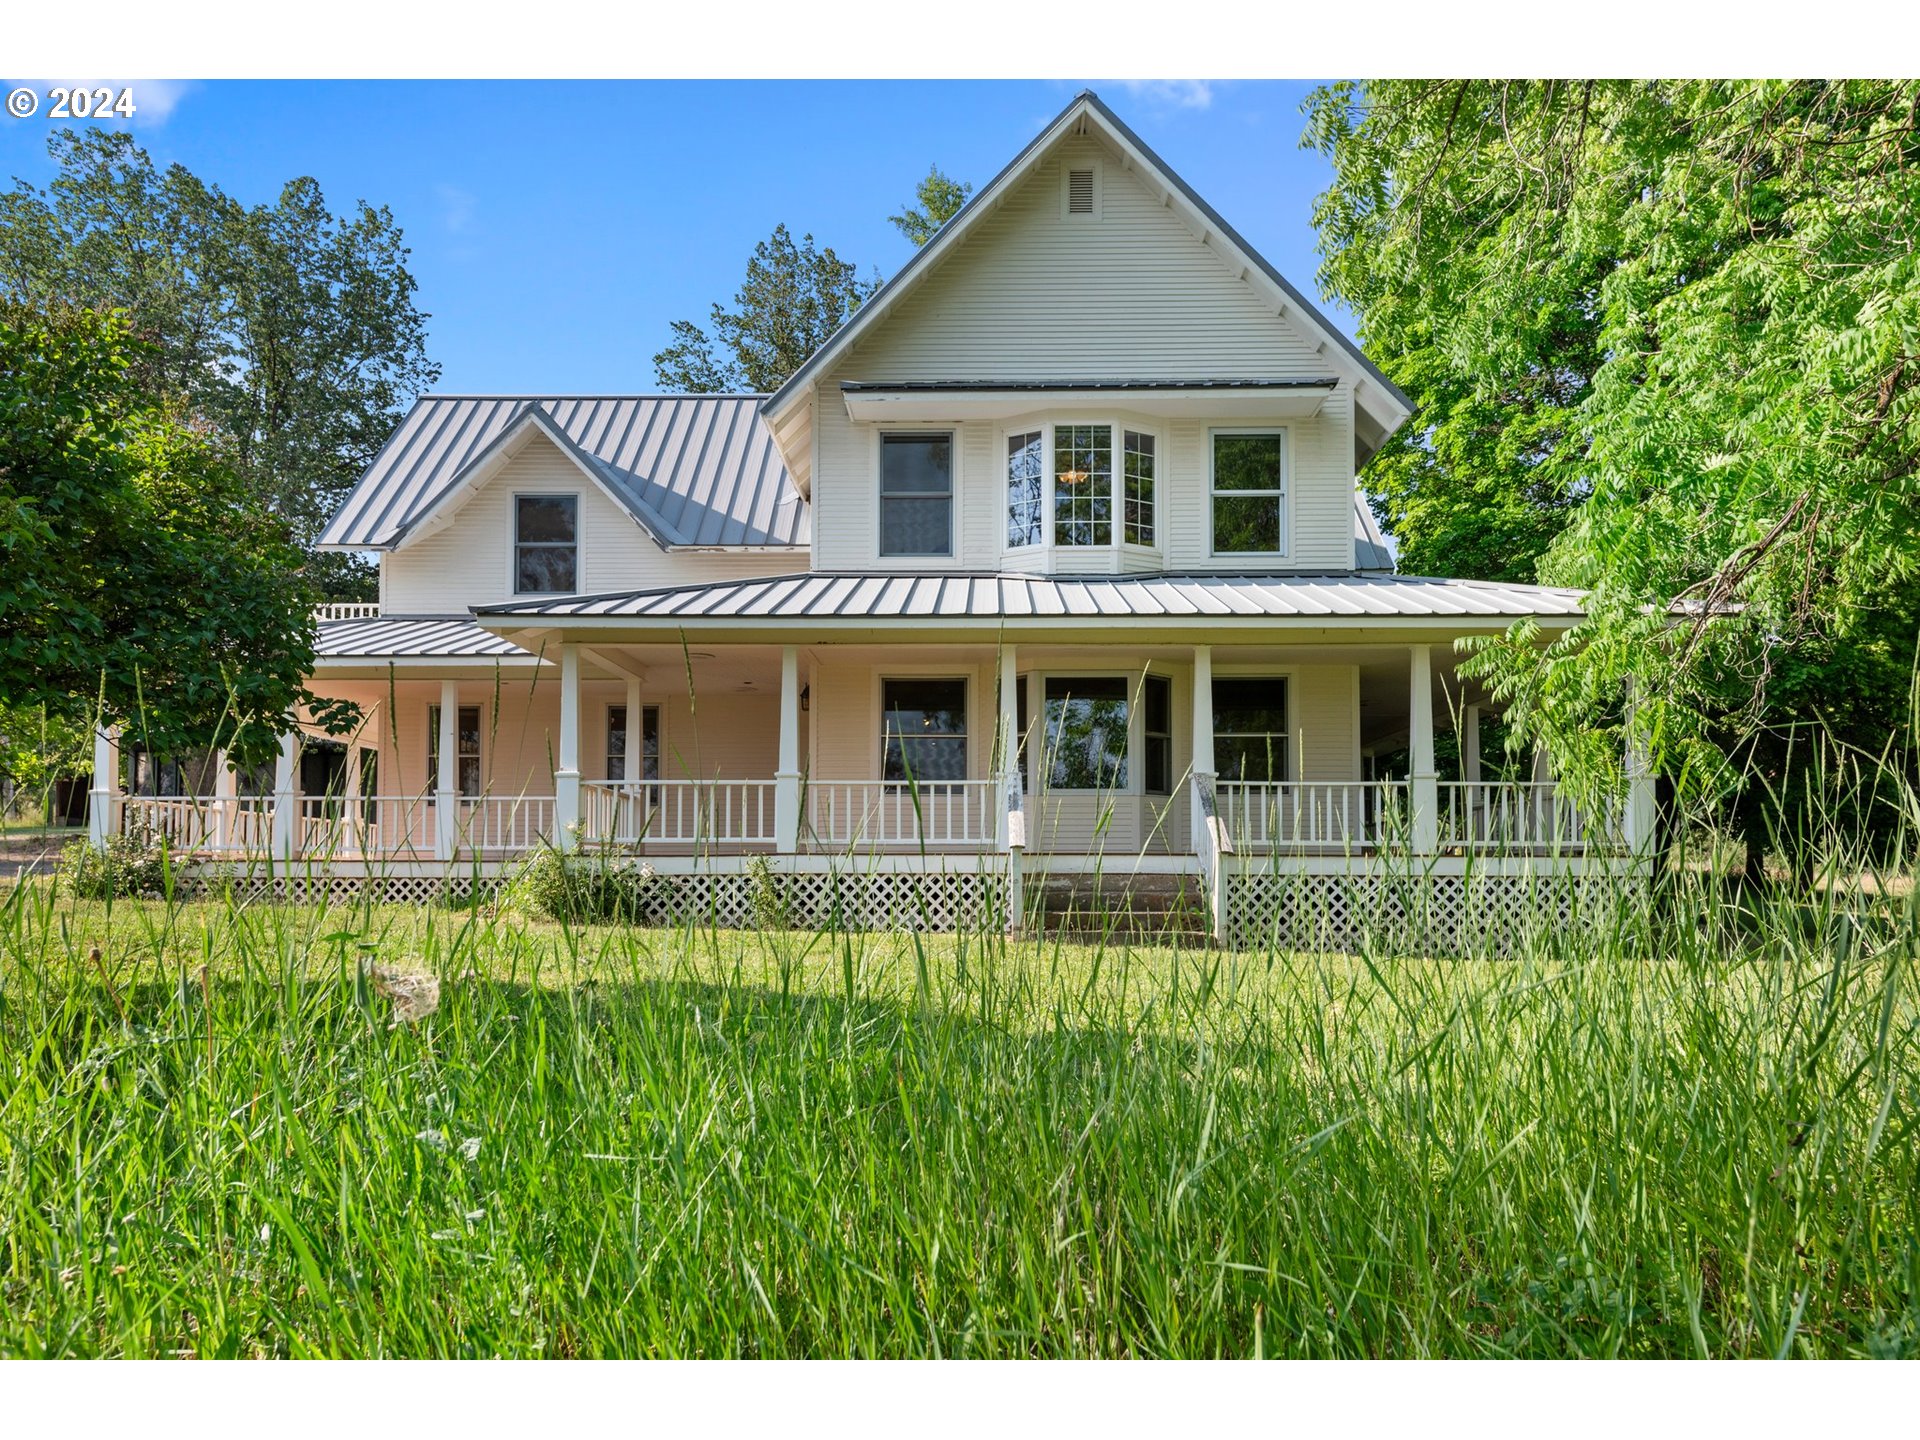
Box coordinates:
[1032,873,1213,942]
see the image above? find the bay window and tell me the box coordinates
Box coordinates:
[1043,677,1129,790]
[1052,425,1112,547]
[1006,430,1044,548]
[1003,420,1161,555]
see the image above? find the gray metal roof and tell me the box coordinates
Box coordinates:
[477,571,1584,625]
[1354,498,1394,571]
[318,395,808,551]
[315,616,535,660]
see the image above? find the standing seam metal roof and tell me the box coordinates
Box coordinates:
[318,395,809,551]
[475,571,1586,623]
[315,616,534,660]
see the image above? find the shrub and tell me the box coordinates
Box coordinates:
[57,827,171,900]
[504,845,662,924]
[746,854,791,931]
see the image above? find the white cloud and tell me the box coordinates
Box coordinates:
[8,78,196,125]
[435,182,477,234]
[1112,80,1217,111]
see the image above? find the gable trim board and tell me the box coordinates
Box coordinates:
[761,90,1414,497]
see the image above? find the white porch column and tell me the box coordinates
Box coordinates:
[554,646,582,853]
[271,730,299,861]
[341,743,364,856]
[1462,705,1482,785]
[1409,645,1438,855]
[995,645,1019,850]
[774,644,801,854]
[435,679,459,861]
[1622,680,1657,861]
[1190,644,1215,858]
[87,724,120,851]
[212,750,238,854]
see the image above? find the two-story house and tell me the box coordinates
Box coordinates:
[94,91,1653,942]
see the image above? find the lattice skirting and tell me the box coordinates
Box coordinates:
[1226,870,1647,955]
[178,864,999,931]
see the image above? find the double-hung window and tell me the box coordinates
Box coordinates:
[427,704,482,798]
[514,495,579,593]
[1210,431,1287,556]
[1213,678,1289,783]
[879,433,953,557]
[1043,677,1129,790]
[882,679,967,790]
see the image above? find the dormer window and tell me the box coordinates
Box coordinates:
[514,494,579,593]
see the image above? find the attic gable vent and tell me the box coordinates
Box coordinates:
[1067,167,1096,215]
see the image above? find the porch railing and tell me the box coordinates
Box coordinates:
[581,780,777,848]
[1215,781,1410,852]
[1438,781,1622,852]
[297,795,437,857]
[123,794,274,854]
[804,780,995,849]
[313,602,382,621]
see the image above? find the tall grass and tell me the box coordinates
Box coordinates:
[1,845,1914,1359]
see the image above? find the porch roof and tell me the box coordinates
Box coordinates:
[315,614,534,662]
[474,570,1587,628]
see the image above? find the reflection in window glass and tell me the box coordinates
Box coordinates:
[1006,430,1044,548]
[1044,677,1129,790]
[1211,433,1286,554]
[515,495,579,593]
[1123,430,1155,546]
[1053,425,1112,547]
[880,434,953,556]
[883,678,967,785]
[1213,677,1288,782]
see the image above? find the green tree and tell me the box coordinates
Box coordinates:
[1306,80,1920,860]
[0,129,439,599]
[0,302,354,767]
[654,224,875,393]
[888,164,973,247]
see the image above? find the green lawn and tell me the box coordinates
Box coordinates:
[1,880,1915,1357]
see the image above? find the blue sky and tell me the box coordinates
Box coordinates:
[0,79,1354,396]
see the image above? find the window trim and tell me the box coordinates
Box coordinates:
[1037,671,1136,794]
[1000,417,1164,561]
[511,491,582,596]
[876,428,956,561]
[1207,426,1291,560]
[426,702,484,799]
[1210,670,1294,785]
[606,701,662,784]
[878,673,971,791]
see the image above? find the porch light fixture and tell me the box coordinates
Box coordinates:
[800,684,810,712]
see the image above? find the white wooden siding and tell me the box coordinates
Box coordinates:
[811,137,1356,573]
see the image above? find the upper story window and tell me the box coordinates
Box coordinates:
[1006,431,1044,548]
[879,433,953,557]
[1006,420,1160,554]
[1053,425,1112,547]
[1210,431,1287,556]
[1122,430,1155,546]
[514,494,579,593]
